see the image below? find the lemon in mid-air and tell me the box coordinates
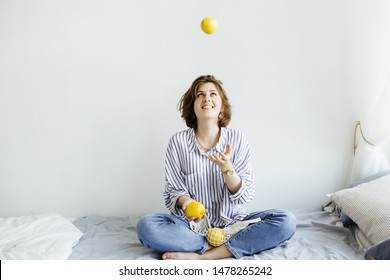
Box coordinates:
[200,17,219,34]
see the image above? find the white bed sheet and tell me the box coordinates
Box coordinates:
[69,208,365,260]
[0,213,83,260]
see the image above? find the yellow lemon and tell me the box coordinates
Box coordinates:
[200,17,219,34]
[207,228,225,247]
[185,201,206,219]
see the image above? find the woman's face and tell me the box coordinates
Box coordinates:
[193,82,223,124]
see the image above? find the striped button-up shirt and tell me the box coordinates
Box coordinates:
[163,127,255,227]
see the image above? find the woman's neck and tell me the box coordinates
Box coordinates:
[195,123,221,150]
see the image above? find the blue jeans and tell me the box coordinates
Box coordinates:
[137,209,296,258]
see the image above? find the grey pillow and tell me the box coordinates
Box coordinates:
[365,238,390,260]
[348,169,390,188]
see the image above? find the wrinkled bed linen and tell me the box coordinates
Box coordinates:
[247,208,364,260]
[68,216,160,260]
[69,208,365,260]
[0,213,83,260]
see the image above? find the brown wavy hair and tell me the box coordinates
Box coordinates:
[178,75,232,129]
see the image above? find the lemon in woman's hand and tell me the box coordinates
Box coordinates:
[207,228,225,247]
[185,201,206,220]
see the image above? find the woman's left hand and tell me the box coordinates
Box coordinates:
[207,143,242,193]
[206,144,234,171]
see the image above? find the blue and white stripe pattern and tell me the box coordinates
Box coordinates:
[163,127,255,228]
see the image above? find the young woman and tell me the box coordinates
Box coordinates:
[137,75,296,260]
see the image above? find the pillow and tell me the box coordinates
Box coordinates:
[339,169,390,228]
[0,213,83,260]
[365,237,390,260]
[330,173,390,245]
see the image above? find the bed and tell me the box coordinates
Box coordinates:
[2,171,390,260]
[0,207,363,260]
[67,207,365,260]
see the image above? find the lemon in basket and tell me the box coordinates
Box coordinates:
[207,228,225,247]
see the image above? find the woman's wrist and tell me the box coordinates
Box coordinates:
[220,161,234,173]
[177,195,193,208]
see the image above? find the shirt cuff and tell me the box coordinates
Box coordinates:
[169,191,188,219]
[228,179,254,204]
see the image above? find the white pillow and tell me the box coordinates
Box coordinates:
[330,173,390,245]
[0,213,83,260]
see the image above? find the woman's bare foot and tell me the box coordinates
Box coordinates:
[162,252,202,260]
[162,244,234,260]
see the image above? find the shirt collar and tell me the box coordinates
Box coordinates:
[188,128,197,153]
[188,127,227,154]
[214,127,227,153]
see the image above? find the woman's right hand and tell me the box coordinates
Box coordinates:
[181,197,195,212]
[178,196,206,223]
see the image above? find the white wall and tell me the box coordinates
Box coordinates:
[1,0,390,218]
